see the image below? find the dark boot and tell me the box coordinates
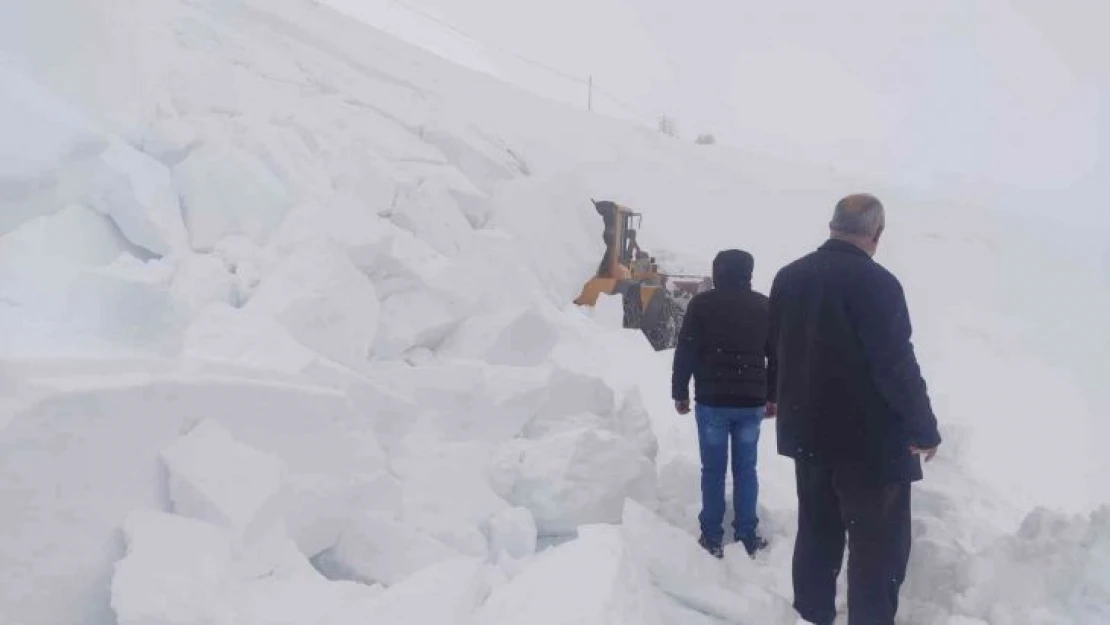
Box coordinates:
[698,534,723,559]
[737,532,769,557]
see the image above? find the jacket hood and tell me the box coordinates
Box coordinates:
[712,249,754,290]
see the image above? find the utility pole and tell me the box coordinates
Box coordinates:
[587,75,593,112]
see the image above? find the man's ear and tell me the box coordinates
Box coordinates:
[873,225,885,243]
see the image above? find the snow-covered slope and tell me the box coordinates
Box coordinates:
[1,1,1107,624]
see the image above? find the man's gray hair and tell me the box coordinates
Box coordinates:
[830,193,885,237]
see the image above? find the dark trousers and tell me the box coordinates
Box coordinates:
[792,461,911,625]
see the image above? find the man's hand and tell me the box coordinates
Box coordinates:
[764,402,777,419]
[675,399,691,415]
[910,446,938,462]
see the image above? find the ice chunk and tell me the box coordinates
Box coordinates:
[0,204,128,314]
[356,224,451,299]
[171,253,238,311]
[373,362,550,443]
[173,141,293,250]
[302,359,419,451]
[389,178,475,256]
[112,510,382,625]
[246,242,379,368]
[373,287,458,359]
[112,511,236,625]
[476,525,663,625]
[183,304,317,373]
[389,439,511,559]
[315,512,461,586]
[620,499,795,623]
[160,419,287,541]
[489,428,657,536]
[524,369,658,462]
[64,257,186,350]
[484,507,538,560]
[613,388,659,462]
[89,142,189,256]
[368,557,489,625]
[438,306,561,366]
[953,507,1110,624]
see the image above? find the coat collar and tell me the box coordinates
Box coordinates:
[819,238,872,259]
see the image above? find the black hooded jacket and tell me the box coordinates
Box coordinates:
[671,250,776,408]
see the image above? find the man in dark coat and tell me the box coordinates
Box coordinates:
[672,249,776,558]
[768,194,941,625]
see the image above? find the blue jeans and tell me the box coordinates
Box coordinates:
[695,404,764,543]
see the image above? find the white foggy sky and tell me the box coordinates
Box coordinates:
[325,0,1107,223]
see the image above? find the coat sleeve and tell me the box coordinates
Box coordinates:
[671,296,700,401]
[765,284,779,403]
[852,273,941,448]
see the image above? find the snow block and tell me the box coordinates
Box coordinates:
[524,369,658,462]
[316,512,461,586]
[112,511,236,625]
[89,141,189,256]
[112,510,382,625]
[246,242,379,369]
[367,557,489,625]
[160,419,287,541]
[954,507,1110,624]
[489,428,658,536]
[173,141,293,251]
[353,223,450,299]
[484,506,538,561]
[389,439,511,559]
[438,306,561,366]
[388,177,475,256]
[0,204,128,315]
[424,229,552,318]
[302,359,419,451]
[620,499,794,623]
[373,287,458,359]
[170,253,238,311]
[373,362,550,443]
[64,257,186,350]
[182,304,318,374]
[0,373,390,625]
[476,524,663,625]
[613,388,659,462]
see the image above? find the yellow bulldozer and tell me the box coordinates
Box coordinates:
[573,200,712,350]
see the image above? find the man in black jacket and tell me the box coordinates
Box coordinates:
[768,194,941,625]
[672,249,776,559]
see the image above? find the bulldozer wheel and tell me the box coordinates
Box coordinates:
[640,289,683,351]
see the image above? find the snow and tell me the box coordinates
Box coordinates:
[0,0,1107,623]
